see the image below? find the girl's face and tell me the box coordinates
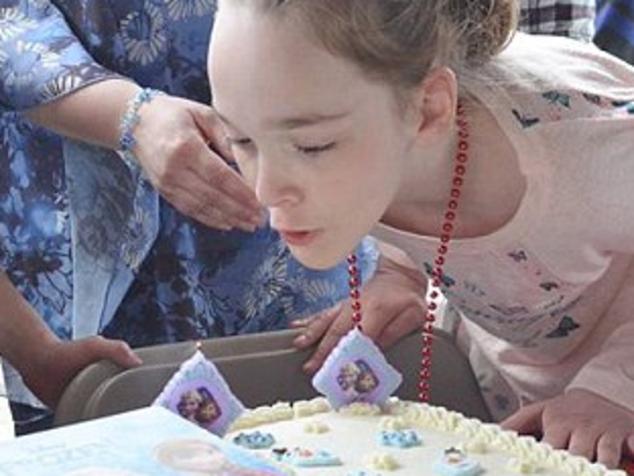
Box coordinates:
[357,372,378,393]
[209,3,419,269]
[197,401,219,423]
[179,391,201,418]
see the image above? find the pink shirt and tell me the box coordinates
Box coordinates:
[372,33,634,420]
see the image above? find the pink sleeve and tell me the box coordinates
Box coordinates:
[567,320,634,412]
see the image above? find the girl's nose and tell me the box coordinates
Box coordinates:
[254,156,302,209]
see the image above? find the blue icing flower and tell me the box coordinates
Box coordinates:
[347,471,383,476]
[232,431,275,450]
[432,448,483,476]
[272,447,342,467]
[378,429,422,448]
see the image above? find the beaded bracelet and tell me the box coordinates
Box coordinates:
[118,87,164,164]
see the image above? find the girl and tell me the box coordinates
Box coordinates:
[208,0,634,469]
[0,0,385,435]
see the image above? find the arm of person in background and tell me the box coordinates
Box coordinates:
[1,1,262,232]
[0,272,141,408]
[292,241,427,373]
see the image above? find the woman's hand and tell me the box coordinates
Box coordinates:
[27,79,264,231]
[132,94,264,231]
[21,336,142,409]
[292,255,426,374]
[0,271,139,409]
[502,388,634,469]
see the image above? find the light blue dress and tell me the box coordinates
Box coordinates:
[0,0,376,420]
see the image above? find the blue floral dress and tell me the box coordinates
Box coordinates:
[0,0,377,422]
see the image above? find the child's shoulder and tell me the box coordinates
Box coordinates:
[486,33,634,108]
[468,33,634,134]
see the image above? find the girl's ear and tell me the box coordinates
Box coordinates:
[410,67,458,139]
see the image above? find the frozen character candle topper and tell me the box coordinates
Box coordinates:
[153,349,243,436]
[312,256,402,409]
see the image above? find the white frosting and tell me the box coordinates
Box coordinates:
[226,399,626,476]
[303,421,329,434]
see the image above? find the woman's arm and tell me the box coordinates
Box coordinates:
[1,2,261,229]
[0,1,119,112]
[0,272,59,374]
[0,2,141,148]
[26,78,140,150]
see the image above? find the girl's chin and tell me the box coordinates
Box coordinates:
[288,245,348,271]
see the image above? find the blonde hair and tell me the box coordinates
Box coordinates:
[233,0,518,93]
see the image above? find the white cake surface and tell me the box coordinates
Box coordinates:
[225,398,626,476]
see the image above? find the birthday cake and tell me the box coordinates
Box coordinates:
[152,333,625,475]
[226,397,625,476]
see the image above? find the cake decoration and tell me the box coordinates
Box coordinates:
[379,416,411,431]
[460,437,489,454]
[378,429,422,449]
[293,398,330,418]
[271,447,342,467]
[507,457,539,474]
[312,328,402,409]
[366,452,400,471]
[303,421,330,434]
[153,350,244,436]
[432,447,483,476]
[347,471,384,476]
[231,399,328,432]
[233,431,276,450]
[339,402,382,416]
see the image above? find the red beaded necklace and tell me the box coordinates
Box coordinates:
[346,101,469,404]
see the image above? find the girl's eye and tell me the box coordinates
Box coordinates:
[226,137,253,149]
[296,142,336,156]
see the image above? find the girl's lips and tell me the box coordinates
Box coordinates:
[278,229,321,246]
